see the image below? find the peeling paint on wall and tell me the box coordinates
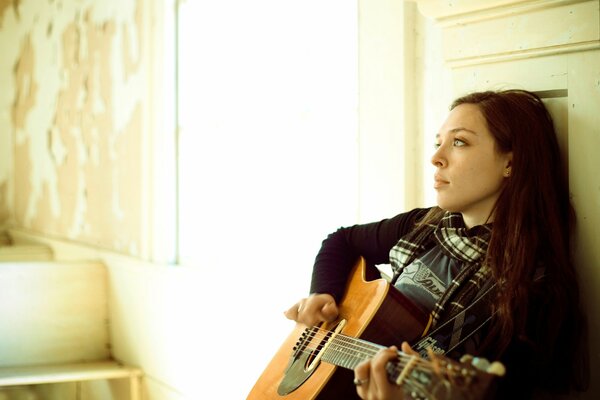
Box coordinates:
[1,0,147,256]
[13,35,38,227]
[0,182,8,223]
[0,1,18,29]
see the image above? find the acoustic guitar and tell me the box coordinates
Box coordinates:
[247,257,504,399]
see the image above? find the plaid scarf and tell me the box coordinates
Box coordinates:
[389,210,493,329]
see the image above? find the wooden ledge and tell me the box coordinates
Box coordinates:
[0,244,53,261]
[414,0,583,22]
[0,361,142,386]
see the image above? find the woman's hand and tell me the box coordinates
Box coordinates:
[353,342,418,400]
[284,293,339,327]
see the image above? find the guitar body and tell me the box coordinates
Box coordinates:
[247,257,429,400]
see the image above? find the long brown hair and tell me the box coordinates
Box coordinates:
[450,90,587,390]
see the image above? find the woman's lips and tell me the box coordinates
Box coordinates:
[434,175,449,189]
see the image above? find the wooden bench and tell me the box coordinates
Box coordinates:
[0,259,142,399]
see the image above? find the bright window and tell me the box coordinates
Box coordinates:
[177,1,358,396]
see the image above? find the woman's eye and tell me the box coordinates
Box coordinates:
[453,139,466,147]
[433,142,441,149]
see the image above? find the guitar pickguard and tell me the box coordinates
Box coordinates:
[278,320,347,395]
[277,345,315,395]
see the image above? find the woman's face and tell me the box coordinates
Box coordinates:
[432,103,512,228]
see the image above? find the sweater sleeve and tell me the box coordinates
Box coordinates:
[309,207,430,302]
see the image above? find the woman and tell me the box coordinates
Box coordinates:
[284,90,588,399]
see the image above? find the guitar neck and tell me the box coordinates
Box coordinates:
[312,327,494,399]
[321,331,385,370]
[316,328,433,388]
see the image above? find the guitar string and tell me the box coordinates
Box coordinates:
[296,326,437,373]
[290,350,435,399]
[294,327,439,398]
[299,326,435,370]
[293,345,435,375]
[304,326,435,365]
[298,326,476,398]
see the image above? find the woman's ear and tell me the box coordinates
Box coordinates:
[503,153,513,177]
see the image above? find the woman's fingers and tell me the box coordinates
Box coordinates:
[283,300,302,321]
[354,358,371,399]
[371,346,399,399]
[354,346,404,400]
[401,341,418,356]
[284,294,338,326]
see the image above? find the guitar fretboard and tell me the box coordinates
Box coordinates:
[321,334,384,370]
[306,327,433,389]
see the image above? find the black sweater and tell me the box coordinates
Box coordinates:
[307,207,581,399]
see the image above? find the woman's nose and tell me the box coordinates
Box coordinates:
[431,146,447,168]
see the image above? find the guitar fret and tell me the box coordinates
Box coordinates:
[322,336,381,370]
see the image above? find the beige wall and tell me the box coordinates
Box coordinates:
[0,0,159,258]
[0,1,174,398]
